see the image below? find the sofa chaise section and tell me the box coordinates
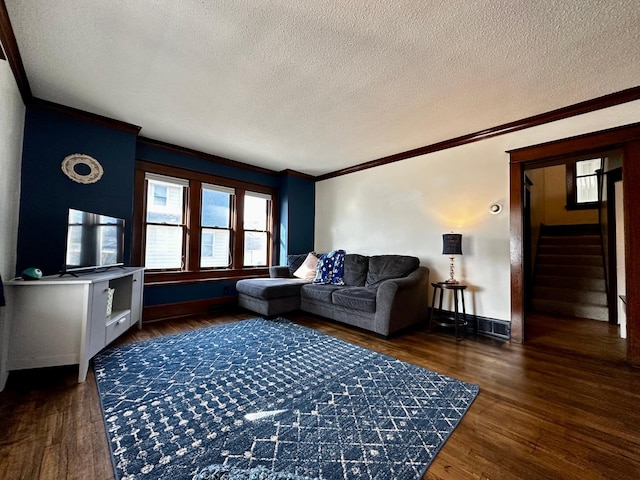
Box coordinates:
[236,277,309,316]
[236,254,312,316]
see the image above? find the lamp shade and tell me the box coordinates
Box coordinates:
[442,233,462,255]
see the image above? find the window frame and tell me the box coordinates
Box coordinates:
[143,173,189,270]
[133,161,278,283]
[242,190,273,267]
[200,183,236,269]
[565,157,603,211]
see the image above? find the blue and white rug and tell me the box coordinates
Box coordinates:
[94,318,479,480]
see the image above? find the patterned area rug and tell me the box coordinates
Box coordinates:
[94,318,479,480]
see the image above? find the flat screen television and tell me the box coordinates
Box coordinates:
[63,208,125,273]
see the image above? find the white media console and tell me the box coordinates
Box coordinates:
[0,267,144,390]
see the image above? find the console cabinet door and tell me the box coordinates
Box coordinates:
[130,270,144,327]
[6,283,87,369]
[87,281,109,359]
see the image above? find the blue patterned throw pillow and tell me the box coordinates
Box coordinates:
[330,250,346,285]
[313,250,346,285]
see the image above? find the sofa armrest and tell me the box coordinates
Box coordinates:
[269,266,291,278]
[374,266,430,336]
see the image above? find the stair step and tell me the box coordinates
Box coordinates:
[534,275,606,291]
[538,244,602,255]
[540,224,600,236]
[536,254,603,267]
[533,286,607,305]
[539,235,601,246]
[535,264,606,279]
[533,224,609,321]
[532,299,609,321]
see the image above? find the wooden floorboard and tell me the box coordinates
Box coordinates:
[1,309,639,479]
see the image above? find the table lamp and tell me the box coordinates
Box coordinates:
[442,233,462,284]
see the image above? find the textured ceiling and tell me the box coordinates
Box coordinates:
[5,1,640,176]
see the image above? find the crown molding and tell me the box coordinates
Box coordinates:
[507,121,640,163]
[32,98,141,134]
[318,86,640,181]
[0,0,31,101]
[138,136,280,177]
[279,169,316,181]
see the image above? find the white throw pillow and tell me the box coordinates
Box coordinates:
[293,252,319,280]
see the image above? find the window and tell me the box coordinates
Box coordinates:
[144,173,188,269]
[200,184,234,268]
[566,157,602,210]
[243,191,271,267]
[135,162,276,279]
[575,159,601,203]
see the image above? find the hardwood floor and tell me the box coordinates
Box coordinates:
[1,310,639,479]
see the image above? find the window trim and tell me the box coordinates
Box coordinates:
[143,172,189,271]
[133,160,278,283]
[200,182,236,269]
[242,190,273,267]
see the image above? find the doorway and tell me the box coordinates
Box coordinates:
[526,154,619,319]
[507,123,640,366]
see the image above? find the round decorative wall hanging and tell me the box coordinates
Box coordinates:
[61,154,104,184]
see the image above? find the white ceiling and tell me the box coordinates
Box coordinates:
[6,1,640,176]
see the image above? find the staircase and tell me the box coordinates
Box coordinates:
[532,224,608,321]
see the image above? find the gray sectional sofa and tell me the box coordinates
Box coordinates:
[236,253,429,336]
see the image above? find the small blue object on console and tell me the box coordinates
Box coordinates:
[21,267,43,281]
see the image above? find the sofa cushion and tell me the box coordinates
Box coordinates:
[365,255,420,287]
[236,278,308,300]
[332,287,377,313]
[343,254,369,287]
[287,253,313,277]
[301,284,342,303]
[293,252,319,280]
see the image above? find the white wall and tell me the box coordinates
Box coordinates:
[0,60,24,279]
[315,100,640,322]
[0,56,26,388]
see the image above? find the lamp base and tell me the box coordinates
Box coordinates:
[445,255,459,285]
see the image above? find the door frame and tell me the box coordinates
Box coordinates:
[606,167,623,325]
[507,122,640,366]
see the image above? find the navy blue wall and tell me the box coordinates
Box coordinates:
[136,142,282,189]
[16,106,138,276]
[16,105,316,311]
[279,173,315,264]
[143,279,239,305]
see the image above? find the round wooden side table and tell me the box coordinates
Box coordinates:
[428,282,468,340]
